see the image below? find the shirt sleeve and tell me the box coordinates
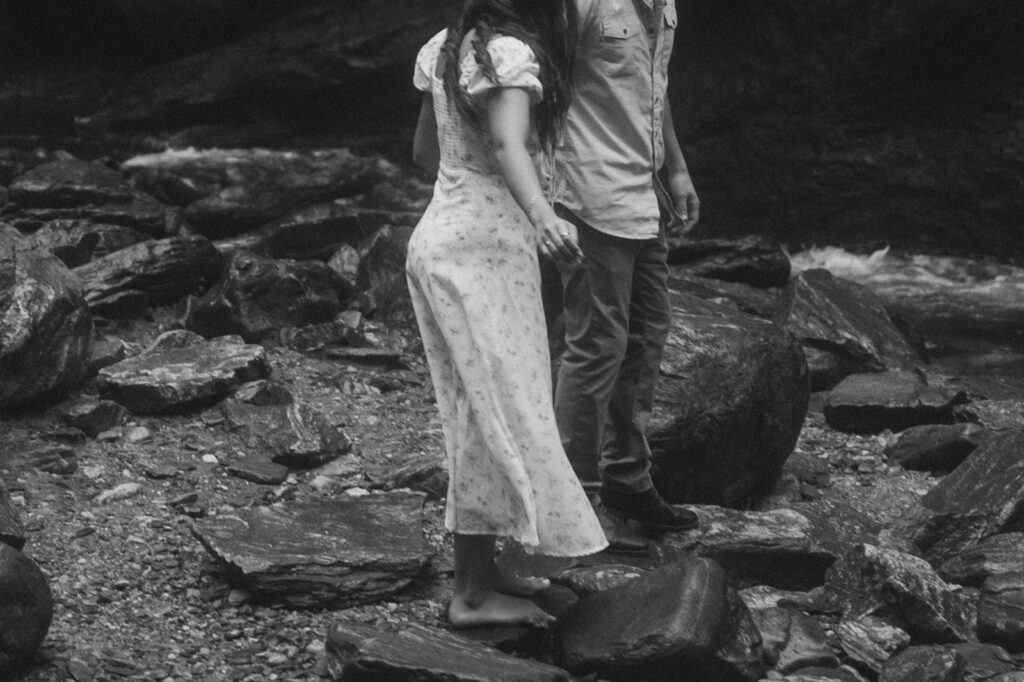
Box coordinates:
[413,29,447,93]
[459,36,544,105]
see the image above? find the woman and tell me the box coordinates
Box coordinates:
[408,0,608,628]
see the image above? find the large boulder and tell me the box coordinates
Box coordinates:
[0,224,92,410]
[0,545,53,656]
[554,558,763,681]
[667,235,791,288]
[72,235,224,317]
[185,249,352,342]
[649,290,808,505]
[192,493,434,608]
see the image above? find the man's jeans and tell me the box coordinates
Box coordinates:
[540,205,672,495]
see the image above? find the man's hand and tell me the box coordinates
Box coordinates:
[667,171,700,237]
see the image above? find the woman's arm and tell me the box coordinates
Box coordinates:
[412,94,440,175]
[486,88,582,263]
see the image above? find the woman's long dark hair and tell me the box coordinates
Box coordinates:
[441,0,578,152]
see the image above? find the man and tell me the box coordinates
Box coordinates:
[542,0,701,552]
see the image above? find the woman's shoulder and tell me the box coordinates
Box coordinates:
[459,32,539,74]
[419,28,449,63]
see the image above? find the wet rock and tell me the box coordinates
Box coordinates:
[221,399,349,467]
[185,250,350,341]
[777,610,840,674]
[324,346,402,366]
[227,457,289,485]
[749,606,791,667]
[7,158,133,209]
[823,371,967,434]
[326,621,571,681]
[667,235,791,288]
[878,644,966,682]
[231,379,292,406]
[554,558,763,681]
[783,269,922,376]
[192,493,433,608]
[551,564,647,597]
[379,453,447,500]
[25,220,147,267]
[940,533,1024,588]
[977,573,1024,653]
[278,318,362,354]
[354,225,415,327]
[836,615,911,673]
[905,431,1024,565]
[87,335,142,376]
[0,225,92,410]
[649,291,809,506]
[256,203,367,261]
[14,445,78,475]
[72,235,224,317]
[5,193,174,238]
[949,642,1019,680]
[0,481,26,550]
[954,400,1024,431]
[58,397,126,438]
[0,544,53,656]
[781,667,868,682]
[97,336,268,414]
[825,544,977,644]
[884,423,984,471]
[668,270,786,321]
[804,346,847,392]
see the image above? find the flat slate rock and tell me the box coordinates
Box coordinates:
[0,482,26,550]
[554,558,763,682]
[954,400,1024,430]
[884,423,984,471]
[949,642,1019,680]
[326,621,571,681]
[551,564,647,597]
[0,544,53,655]
[878,645,966,682]
[977,573,1024,653]
[823,371,967,434]
[221,399,349,467]
[825,544,977,644]
[58,397,127,438]
[940,533,1024,588]
[7,158,134,208]
[836,615,911,673]
[226,457,290,485]
[776,610,840,674]
[191,493,433,608]
[905,430,1024,565]
[97,337,268,414]
[667,235,791,288]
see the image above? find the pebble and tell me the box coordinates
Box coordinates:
[344,487,370,497]
[126,426,154,444]
[202,454,220,465]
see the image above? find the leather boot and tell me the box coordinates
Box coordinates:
[590,496,650,556]
[600,485,699,532]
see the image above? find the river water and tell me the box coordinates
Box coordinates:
[789,247,1024,400]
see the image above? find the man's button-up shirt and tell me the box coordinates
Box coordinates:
[551,0,677,240]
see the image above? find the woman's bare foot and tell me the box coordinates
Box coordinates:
[448,591,555,629]
[494,570,551,597]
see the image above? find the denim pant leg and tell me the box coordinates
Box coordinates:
[550,208,654,493]
[601,224,671,493]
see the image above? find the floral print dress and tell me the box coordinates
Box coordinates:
[406,29,608,557]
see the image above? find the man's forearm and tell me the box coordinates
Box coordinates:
[662,97,690,180]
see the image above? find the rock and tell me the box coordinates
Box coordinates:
[977,573,1024,653]
[825,544,977,644]
[949,642,1019,680]
[649,291,809,505]
[884,423,984,471]
[72,235,224,317]
[326,621,571,681]
[0,224,93,410]
[324,346,402,365]
[554,558,763,681]
[551,565,647,597]
[823,371,967,434]
[25,220,148,267]
[940,533,1024,588]
[668,271,786,321]
[804,346,847,392]
[221,399,349,467]
[185,250,350,341]
[782,667,870,682]
[0,481,26,550]
[0,544,53,655]
[954,400,1024,431]
[278,318,362,354]
[232,379,293,406]
[781,450,831,490]
[13,445,78,475]
[144,329,208,353]
[328,243,360,289]
[665,500,910,591]
[227,457,290,485]
[667,235,791,288]
[777,610,840,674]
[783,269,922,377]
[7,158,134,209]
[905,431,1024,565]
[878,645,966,682]
[87,335,141,376]
[95,482,144,504]
[836,616,911,673]
[58,397,126,438]
[191,493,434,608]
[378,453,447,500]
[738,585,833,614]
[256,203,367,261]
[749,606,791,667]
[97,336,268,414]
[354,225,415,327]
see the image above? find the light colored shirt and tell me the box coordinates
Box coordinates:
[550,0,677,239]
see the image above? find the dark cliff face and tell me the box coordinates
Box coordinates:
[1,0,1021,257]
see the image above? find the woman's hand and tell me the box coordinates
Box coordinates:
[535,215,583,264]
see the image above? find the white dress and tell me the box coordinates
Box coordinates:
[406,29,607,556]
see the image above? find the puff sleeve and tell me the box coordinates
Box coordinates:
[413,29,447,93]
[459,36,543,105]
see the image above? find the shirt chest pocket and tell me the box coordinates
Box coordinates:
[598,14,643,77]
